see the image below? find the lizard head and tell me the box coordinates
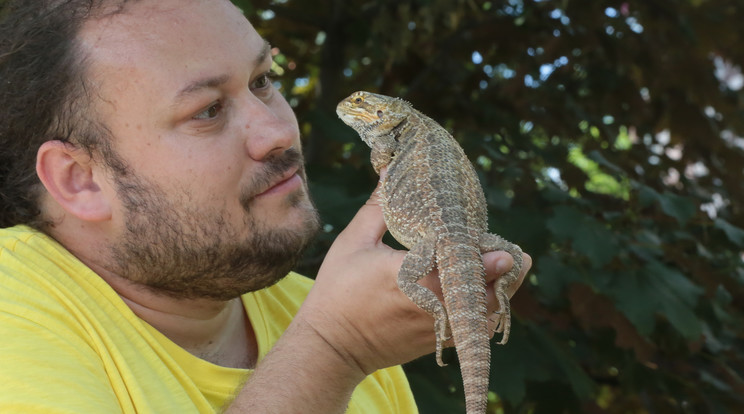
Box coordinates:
[336,91,412,146]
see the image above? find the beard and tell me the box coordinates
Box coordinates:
[107,147,320,301]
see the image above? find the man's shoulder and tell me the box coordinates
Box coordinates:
[0,225,41,251]
[0,225,72,263]
[0,225,64,276]
[0,224,118,313]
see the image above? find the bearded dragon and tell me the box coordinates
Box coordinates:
[336,91,523,414]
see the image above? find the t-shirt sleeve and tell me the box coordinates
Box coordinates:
[0,285,123,413]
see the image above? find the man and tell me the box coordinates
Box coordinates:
[0,0,531,412]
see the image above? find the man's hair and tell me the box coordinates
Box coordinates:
[0,0,128,229]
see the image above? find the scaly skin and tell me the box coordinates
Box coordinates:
[336,91,523,414]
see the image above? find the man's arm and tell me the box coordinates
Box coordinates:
[225,312,367,413]
[227,183,531,413]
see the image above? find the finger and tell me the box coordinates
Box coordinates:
[338,176,388,246]
[483,250,514,284]
[365,167,387,207]
[483,251,531,298]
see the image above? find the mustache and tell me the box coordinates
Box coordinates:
[241,147,305,204]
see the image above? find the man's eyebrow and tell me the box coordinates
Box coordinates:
[175,74,231,101]
[255,39,272,68]
[173,40,272,102]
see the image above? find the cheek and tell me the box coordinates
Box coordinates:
[175,150,243,197]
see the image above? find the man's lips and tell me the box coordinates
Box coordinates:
[254,167,302,198]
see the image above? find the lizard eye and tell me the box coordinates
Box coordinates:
[377,110,384,118]
[354,97,363,103]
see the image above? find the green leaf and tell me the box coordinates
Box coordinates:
[572,220,618,268]
[485,186,512,210]
[547,206,618,267]
[714,218,744,247]
[646,262,704,339]
[534,254,581,301]
[636,186,697,226]
[530,326,596,400]
[603,270,657,336]
[405,368,464,413]
[604,263,703,339]
[587,150,625,175]
[489,322,551,403]
[657,191,697,226]
[638,185,660,208]
[490,322,596,404]
[546,205,584,241]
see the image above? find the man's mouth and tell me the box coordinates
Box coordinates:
[241,147,307,207]
[254,166,303,198]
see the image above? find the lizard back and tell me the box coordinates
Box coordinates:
[382,109,488,248]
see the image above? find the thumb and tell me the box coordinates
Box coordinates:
[338,173,388,246]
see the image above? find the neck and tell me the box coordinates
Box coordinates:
[87,251,258,368]
[120,292,258,369]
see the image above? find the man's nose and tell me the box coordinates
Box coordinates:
[241,96,298,161]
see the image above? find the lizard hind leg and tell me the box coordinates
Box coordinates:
[480,232,523,345]
[397,236,450,367]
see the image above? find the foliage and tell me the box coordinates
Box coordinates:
[236,0,744,412]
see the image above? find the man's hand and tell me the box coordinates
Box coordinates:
[297,180,532,375]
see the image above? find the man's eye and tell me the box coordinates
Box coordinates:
[194,102,222,120]
[252,71,277,90]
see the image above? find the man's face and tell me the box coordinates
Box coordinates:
[78,0,320,299]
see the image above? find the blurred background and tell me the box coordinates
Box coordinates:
[233,0,743,412]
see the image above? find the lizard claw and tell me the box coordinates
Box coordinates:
[435,346,448,367]
[434,319,450,367]
[489,314,510,345]
[490,289,512,345]
[488,310,502,320]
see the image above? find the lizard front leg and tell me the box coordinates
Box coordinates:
[370,134,397,174]
[398,236,450,366]
[480,233,523,345]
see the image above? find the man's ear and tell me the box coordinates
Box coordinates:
[36,140,112,222]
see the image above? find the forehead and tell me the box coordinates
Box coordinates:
[77,0,263,101]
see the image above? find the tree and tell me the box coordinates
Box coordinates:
[236,0,744,412]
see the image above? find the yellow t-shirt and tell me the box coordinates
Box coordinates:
[0,225,418,413]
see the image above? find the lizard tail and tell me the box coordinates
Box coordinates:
[437,241,490,414]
